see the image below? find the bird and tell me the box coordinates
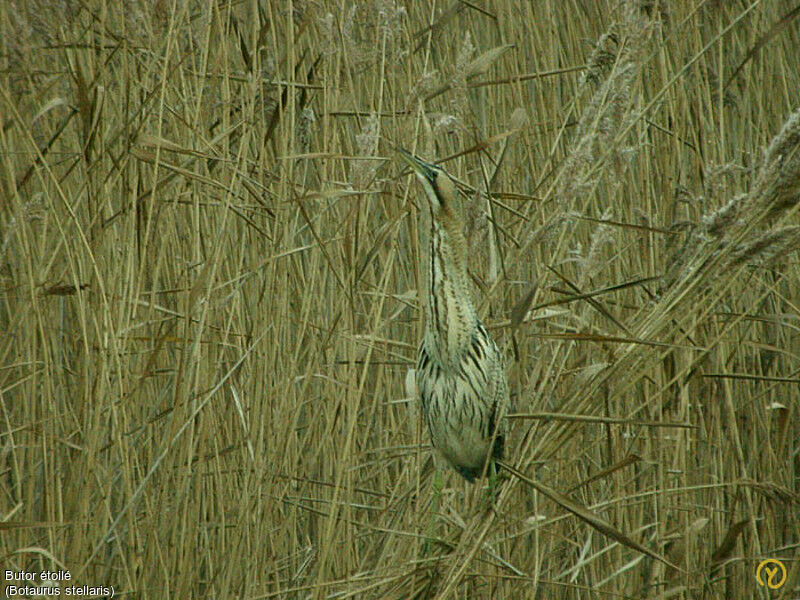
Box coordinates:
[398,148,508,483]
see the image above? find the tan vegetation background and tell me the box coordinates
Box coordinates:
[1,0,798,598]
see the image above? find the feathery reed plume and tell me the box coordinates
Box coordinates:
[352,113,380,189]
[577,208,616,287]
[752,108,800,220]
[450,32,475,124]
[296,107,316,155]
[663,108,800,290]
[560,7,648,201]
[580,29,620,87]
[339,0,407,73]
[521,5,650,255]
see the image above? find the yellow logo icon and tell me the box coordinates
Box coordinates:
[756,559,787,589]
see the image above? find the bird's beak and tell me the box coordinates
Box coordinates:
[397,148,438,183]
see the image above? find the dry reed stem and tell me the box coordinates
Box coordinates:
[0,1,798,599]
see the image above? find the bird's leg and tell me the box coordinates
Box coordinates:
[421,466,445,557]
[480,462,508,510]
[432,465,444,510]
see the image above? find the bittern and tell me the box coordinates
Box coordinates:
[399,148,508,482]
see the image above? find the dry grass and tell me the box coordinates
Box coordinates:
[1,1,798,598]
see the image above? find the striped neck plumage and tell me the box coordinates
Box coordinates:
[424,215,479,368]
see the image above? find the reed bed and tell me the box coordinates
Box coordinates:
[1,1,798,598]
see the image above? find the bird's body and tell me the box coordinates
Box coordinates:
[399,149,508,482]
[417,322,507,481]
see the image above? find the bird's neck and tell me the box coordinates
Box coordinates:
[423,216,479,368]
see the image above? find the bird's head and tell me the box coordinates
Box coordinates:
[397,148,458,218]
